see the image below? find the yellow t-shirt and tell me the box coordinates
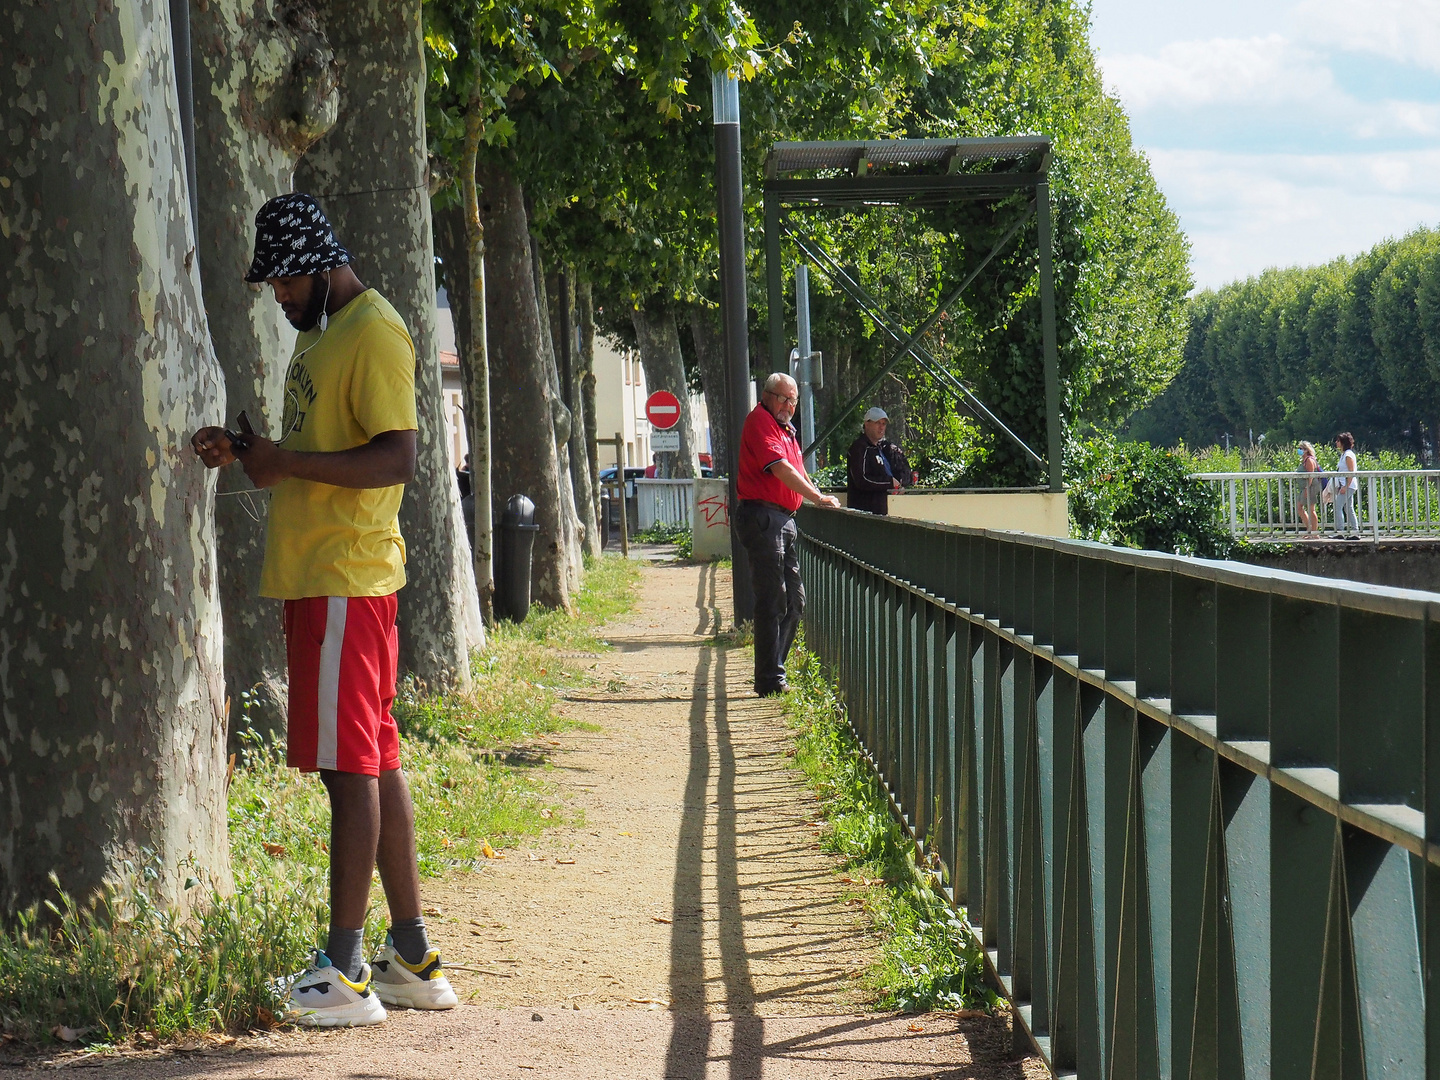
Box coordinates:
[259,289,418,599]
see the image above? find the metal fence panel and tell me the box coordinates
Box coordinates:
[796,506,1439,1079]
[633,478,693,529]
[1195,470,1440,541]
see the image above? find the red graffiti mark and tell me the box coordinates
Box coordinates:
[698,494,729,528]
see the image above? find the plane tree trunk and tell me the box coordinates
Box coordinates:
[578,282,601,501]
[0,0,230,910]
[553,273,600,559]
[477,159,575,612]
[689,303,729,478]
[433,200,495,624]
[295,0,477,687]
[532,253,583,597]
[632,302,700,478]
[190,0,338,741]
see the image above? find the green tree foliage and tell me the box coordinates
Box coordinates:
[772,0,1191,483]
[1068,440,1234,558]
[422,0,1188,491]
[1130,227,1440,456]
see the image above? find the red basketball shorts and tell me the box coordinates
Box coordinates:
[283,594,400,776]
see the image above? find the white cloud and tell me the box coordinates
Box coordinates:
[1101,34,1337,109]
[1147,148,1440,288]
[1293,0,1440,72]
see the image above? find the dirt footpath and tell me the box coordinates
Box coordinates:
[41,562,1044,1079]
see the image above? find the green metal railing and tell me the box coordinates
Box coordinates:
[797,506,1436,1080]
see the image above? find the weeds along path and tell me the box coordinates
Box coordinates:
[90,562,1039,1079]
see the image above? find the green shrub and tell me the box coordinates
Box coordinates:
[1068,438,1235,558]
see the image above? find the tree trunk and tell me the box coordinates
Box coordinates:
[433,200,495,625]
[578,282,601,501]
[554,274,601,559]
[478,160,575,611]
[190,0,338,742]
[688,303,729,478]
[294,0,476,687]
[532,248,584,596]
[0,0,230,910]
[632,301,699,478]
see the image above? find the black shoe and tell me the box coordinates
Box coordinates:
[756,682,788,698]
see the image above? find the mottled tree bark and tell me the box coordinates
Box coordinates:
[477,160,574,611]
[553,274,600,559]
[295,0,476,687]
[632,302,699,478]
[190,0,338,741]
[433,202,494,623]
[0,0,230,909]
[531,248,583,597]
[688,303,729,478]
[578,282,601,501]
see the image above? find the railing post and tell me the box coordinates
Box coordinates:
[1368,474,1379,540]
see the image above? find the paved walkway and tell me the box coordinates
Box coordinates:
[66,563,1043,1079]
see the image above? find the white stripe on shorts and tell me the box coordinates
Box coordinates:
[316,596,348,770]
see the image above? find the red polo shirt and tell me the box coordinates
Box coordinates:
[738,402,805,513]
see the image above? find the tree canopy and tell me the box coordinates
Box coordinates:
[1130,227,1440,456]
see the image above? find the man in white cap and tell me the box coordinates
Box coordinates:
[846,407,910,515]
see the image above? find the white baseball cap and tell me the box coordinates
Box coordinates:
[863,407,888,422]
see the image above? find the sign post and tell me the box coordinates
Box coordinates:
[644,390,683,478]
[644,390,681,430]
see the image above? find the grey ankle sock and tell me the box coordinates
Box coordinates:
[389,916,431,965]
[325,926,365,982]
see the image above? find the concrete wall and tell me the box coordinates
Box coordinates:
[691,477,731,560]
[1236,541,1440,595]
[839,491,1070,538]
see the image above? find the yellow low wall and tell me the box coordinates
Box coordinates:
[838,491,1070,537]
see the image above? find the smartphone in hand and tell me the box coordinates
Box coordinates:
[224,411,255,452]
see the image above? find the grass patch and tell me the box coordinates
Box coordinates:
[782,643,997,1014]
[0,555,640,1048]
[634,522,693,559]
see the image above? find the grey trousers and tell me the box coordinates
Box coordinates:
[734,501,804,691]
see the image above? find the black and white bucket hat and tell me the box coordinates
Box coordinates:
[244,193,352,282]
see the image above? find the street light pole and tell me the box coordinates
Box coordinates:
[713,70,754,624]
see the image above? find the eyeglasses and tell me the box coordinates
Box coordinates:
[765,390,798,405]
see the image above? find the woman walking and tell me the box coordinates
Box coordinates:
[1297,441,1320,538]
[1334,432,1361,539]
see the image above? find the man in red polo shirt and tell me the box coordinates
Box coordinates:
[735,373,841,695]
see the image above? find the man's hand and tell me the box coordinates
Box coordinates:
[235,436,292,489]
[191,426,237,469]
[817,493,841,509]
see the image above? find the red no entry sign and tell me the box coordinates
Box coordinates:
[645,390,682,430]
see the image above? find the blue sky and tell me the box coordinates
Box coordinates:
[1088,0,1440,289]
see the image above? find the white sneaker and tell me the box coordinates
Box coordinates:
[282,951,388,1027]
[370,939,459,1010]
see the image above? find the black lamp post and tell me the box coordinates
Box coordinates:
[712,70,754,622]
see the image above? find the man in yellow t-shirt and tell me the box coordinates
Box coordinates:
[191,193,454,1027]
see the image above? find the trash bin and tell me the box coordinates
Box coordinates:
[497,494,539,622]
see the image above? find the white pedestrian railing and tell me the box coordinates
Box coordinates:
[634,478,694,530]
[1194,470,1440,541]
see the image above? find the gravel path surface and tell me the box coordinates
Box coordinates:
[12,561,1046,1078]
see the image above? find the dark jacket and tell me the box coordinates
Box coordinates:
[847,436,910,514]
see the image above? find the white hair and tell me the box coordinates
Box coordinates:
[763,372,796,394]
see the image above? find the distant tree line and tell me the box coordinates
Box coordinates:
[1129,227,1440,457]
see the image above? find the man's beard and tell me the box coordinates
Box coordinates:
[288,274,329,331]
